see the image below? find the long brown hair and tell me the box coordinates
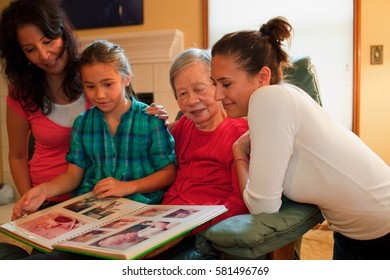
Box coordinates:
[0,0,83,114]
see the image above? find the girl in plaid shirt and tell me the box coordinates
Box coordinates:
[14,40,176,219]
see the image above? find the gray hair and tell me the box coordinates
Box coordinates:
[169,48,211,99]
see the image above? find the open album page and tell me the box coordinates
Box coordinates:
[0,192,146,252]
[54,204,227,260]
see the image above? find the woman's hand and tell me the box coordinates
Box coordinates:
[232,130,251,195]
[233,130,251,160]
[144,103,169,123]
[144,103,180,130]
[12,185,47,220]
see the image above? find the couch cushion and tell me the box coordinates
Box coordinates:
[200,198,324,259]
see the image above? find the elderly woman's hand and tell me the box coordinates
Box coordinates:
[144,103,169,121]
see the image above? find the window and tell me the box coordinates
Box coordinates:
[207,0,354,130]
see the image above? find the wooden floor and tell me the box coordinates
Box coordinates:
[0,202,333,260]
[301,222,333,260]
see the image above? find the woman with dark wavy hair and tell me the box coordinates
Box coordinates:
[0,0,93,205]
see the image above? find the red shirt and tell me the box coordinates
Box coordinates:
[6,94,93,202]
[163,116,249,233]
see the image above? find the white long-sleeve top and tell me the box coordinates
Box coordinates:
[244,83,390,240]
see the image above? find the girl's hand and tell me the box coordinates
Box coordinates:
[12,186,47,220]
[93,177,134,199]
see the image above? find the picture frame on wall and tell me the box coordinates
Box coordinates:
[60,0,144,30]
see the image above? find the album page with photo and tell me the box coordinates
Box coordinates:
[0,192,227,259]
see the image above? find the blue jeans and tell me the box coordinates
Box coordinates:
[25,250,100,260]
[0,236,216,260]
[0,243,99,260]
[0,243,30,259]
[333,231,390,260]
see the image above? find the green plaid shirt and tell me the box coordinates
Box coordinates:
[66,97,176,204]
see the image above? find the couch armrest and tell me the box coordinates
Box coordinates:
[200,198,324,259]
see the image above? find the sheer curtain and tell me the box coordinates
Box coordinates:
[208,0,354,129]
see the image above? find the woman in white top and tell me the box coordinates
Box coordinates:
[210,16,390,260]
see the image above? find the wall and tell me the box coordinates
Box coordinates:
[0,0,203,48]
[75,0,204,49]
[360,0,390,164]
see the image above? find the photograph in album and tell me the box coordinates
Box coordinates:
[0,192,226,259]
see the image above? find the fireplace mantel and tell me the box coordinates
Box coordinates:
[78,29,184,64]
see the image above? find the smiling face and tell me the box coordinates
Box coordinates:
[81,62,130,116]
[174,62,226,131]
[17,24,67,76]
[211,54,262,118]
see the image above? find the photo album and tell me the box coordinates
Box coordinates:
[0,192,227,260]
